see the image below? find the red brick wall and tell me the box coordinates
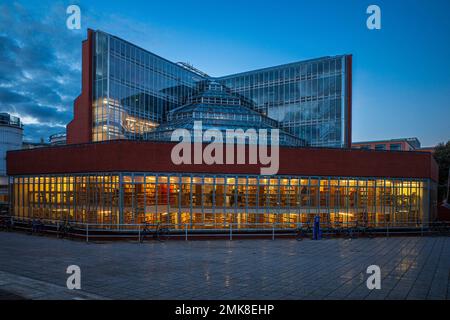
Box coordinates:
[66,29,93,144]
[6,140,439,182]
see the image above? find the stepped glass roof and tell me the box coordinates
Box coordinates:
[145,80,307,147]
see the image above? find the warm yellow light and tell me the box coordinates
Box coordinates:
[192,177,202,184]
[338,212,355,217]
[146,176,156,183]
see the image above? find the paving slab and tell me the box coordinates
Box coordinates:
[0,232,448,300]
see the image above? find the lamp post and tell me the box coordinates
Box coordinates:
[447,168,450,204]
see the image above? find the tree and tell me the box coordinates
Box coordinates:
[433,140,450,203]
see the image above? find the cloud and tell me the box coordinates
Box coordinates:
[0,1,83,141]
[0,87,31,104]
[0,1,177,142]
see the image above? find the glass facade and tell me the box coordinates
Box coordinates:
[217,56,349,148]
[92,31,203,141]
[90,30,350,148]
[11,173,432,230]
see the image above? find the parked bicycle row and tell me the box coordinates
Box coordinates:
[1,215,450,240]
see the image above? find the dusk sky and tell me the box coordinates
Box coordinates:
[0,0,449,146]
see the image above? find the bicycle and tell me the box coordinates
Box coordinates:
[332,221,346,238]
[295,223,311,241]
[322,221,334,239]
[357,221,375,239]
[344,223,357,240]
[0,216,13,232]
[140,223,170,242]
[57,222,73,239]
[431,221,450,237]
[140,222,151,243]
[29,219,44,236]
[154,224,170,242]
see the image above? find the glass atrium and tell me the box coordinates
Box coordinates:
[90,30,349,148]
[145,80,306,147]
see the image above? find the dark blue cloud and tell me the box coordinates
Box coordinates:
[0,2,83,141]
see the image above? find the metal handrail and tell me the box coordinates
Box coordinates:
[5,216,450,230]
[2,215,449,242]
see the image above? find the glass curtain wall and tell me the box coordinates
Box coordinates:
[91,30,349,148]
[92,31,203,142]
[217,56,348,148]
[11,173,432,230]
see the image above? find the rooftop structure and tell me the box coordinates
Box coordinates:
[0,113,23,203]
[145,79,306,146]
[353,137,421,151]
[49,132,67,146]
[67,29,352,148]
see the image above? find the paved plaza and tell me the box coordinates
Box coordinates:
[0,232,449,300]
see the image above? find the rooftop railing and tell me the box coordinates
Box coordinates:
[0,113,23,128]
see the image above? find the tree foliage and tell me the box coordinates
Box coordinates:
[433,140,450,202]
